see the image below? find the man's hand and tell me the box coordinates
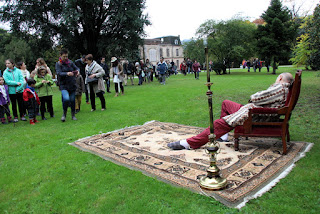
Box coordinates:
[67,72,74,76]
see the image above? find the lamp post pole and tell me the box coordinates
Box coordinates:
[199,37,227,190]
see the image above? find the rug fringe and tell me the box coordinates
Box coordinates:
[235,142,314,209]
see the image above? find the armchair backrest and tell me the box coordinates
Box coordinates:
[284,70,302,120]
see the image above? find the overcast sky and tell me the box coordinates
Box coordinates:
[144,0,319,40]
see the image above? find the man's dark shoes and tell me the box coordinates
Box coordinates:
[167,141,185,150]
[216,138,229,142]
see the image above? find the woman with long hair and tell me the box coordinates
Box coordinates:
[31,58,52,78]
[110,57,124,97]
[2,59,27,122]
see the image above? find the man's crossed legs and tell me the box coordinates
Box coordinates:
[168,100,243,150]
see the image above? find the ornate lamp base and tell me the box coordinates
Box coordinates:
[199,137,227,190]
[199,175,227,190]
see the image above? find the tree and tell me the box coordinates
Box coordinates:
[196,18,257,74]
[256,0,297,74]
[0,0,150,60]
[290,4,320,70]
[183,39,205,64]
[290,33,311,69]
[289,16,312,69]
[0,29,33,70]
[307,4,320,70]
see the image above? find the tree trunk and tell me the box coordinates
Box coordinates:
[272,58,277,74]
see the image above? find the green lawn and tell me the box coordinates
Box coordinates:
[1,67,319,213]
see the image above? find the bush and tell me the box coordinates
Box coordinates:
[309,50,320,70]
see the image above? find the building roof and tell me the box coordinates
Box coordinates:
[144,36,182,46]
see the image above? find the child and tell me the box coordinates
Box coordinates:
[16,61,30,88]
[75,72,85,114]
[34,66,54,120]
[0,76,12,124]
[23,79,40,125]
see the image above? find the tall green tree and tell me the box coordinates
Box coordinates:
[183,39,205,64]
[256,0,297,74]
[290,16,312,69]
[196,18,257,74]
[307,4,320,70]
[0,29,34,70]
[0,0,150,60]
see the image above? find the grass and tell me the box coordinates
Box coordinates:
[1,67,319,213]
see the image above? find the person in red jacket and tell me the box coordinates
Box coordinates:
[23,79,40,125]
[180,60,187,76]
[192,60,200,79]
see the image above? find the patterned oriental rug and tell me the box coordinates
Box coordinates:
[70,121,313,208]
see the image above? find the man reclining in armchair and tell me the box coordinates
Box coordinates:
[168,72,294,150]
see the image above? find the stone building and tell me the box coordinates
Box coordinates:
[139,36,184,69]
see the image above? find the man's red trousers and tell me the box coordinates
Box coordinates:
[186,100,243,149]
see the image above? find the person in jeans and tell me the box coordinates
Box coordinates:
[157,57,168,85]
[55,49,79,122]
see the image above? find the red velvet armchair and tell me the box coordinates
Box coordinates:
[233,70,302,155]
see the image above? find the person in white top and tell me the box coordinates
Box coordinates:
[109,57,124,97]
[16,61,30,88]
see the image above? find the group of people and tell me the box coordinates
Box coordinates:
[242,58,266,72]
[179,58,201,79]
[0,58,54,125]
[0,49,192,125]
[1,50,296,153]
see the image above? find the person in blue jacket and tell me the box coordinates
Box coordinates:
[2,59,27,122]
[157,57,168,85]
[55,49,79,122]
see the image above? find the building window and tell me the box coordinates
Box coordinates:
[160,48,163,58]
[149,49,157,62]
[175,39,178,45]
[176,49,179,56]
[177,60,179,68]
[166,48,170,57]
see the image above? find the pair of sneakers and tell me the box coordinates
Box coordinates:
[13,116,26,123]
[61,115,77,122]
